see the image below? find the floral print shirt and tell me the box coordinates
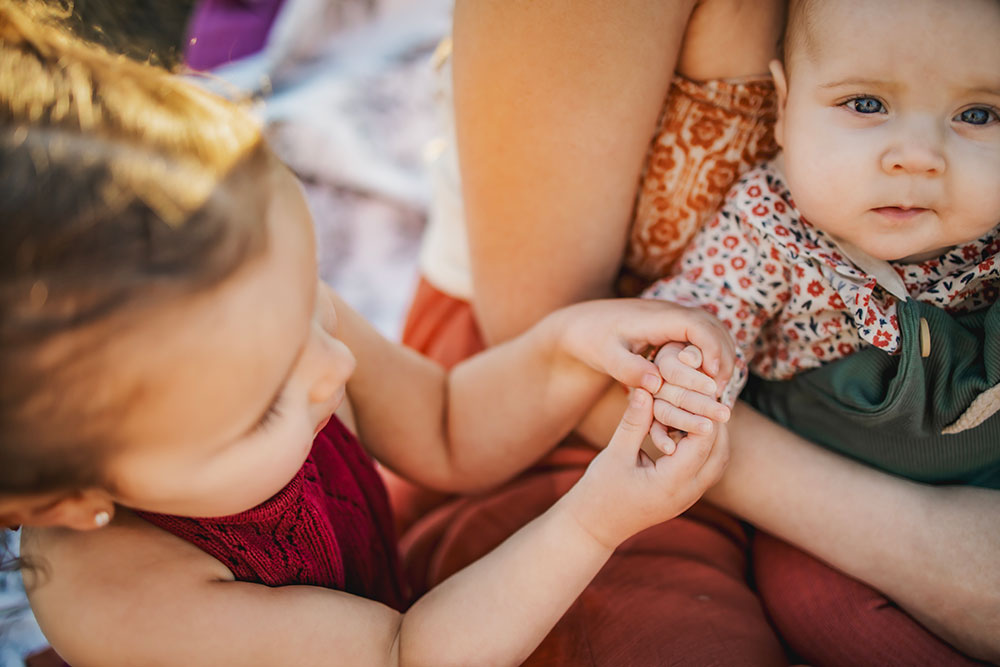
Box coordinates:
[644,161,1000,406]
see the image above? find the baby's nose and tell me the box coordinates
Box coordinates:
[881,119,946,175]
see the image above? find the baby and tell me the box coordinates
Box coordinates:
[645,0,1000,487]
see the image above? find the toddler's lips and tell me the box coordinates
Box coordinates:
[873,206,929,221]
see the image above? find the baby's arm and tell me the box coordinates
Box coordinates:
[25,391,727,666]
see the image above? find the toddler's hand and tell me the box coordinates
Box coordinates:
[649,342,733,456]
[556,298,734,395]
[570,389,730,549]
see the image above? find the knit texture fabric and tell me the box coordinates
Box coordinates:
[137,417,407,610]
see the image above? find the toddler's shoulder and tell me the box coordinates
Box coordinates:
[22,512,232,663]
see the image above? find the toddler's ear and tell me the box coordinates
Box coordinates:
[1,489,115,531]
[769,59,789,148]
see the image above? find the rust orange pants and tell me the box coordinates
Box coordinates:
[391,277,980,666]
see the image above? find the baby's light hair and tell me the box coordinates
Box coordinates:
[782,0,819,71]
[0,0,274,502]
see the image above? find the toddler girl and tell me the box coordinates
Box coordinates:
[0,3,733,664]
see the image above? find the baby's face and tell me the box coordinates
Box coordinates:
[774,0,1000,262]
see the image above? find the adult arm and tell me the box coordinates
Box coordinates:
[453,0,696,344]
[452,0,784,448]
[707,403,1000,662]
[453,0,785,346]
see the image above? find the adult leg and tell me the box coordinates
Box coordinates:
[404,462,788,665]
[753,531,983,666]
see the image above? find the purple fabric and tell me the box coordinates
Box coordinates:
[184,0,287,70]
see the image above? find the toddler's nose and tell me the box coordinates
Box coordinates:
[309,376,339,406]
[308,334,355,406]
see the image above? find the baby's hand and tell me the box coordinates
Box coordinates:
[569,389,730,549]
[649,342,733,456]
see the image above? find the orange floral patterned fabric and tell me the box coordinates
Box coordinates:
[619,75,778,296]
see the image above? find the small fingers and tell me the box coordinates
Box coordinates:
[685,320,737,385]
[607,346,663,394]
[655,382,731,423]
[653,398,714,435]
[677,344,702,370]
[654,344,718,397]
[606,389,655,458]
[649,420,677,456]
[690,423,730,489]
[653,421,716,478]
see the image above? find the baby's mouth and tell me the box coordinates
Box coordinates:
[873,206,930,221]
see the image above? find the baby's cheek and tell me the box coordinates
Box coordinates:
[964,180,1000,232]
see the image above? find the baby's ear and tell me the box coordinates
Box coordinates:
[1,489,115,531]
[769,59,789,148]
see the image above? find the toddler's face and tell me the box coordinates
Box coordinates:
[99,166,356,518]
[773,0,1000,262]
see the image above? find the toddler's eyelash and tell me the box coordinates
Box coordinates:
[252,398,283,433]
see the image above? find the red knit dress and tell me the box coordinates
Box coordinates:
[137,417,407,611]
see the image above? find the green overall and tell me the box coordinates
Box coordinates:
[742,297,1000,488]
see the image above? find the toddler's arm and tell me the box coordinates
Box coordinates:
[335,286,731,492]
[25,389,727,666]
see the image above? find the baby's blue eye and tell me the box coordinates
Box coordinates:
[957,107,996,125]
[847,97,884,114]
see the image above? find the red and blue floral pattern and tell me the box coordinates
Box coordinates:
[644,162,1000,405]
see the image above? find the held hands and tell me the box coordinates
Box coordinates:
[569,389,730,549]
[555,298,735,397]
[648,341,734,456]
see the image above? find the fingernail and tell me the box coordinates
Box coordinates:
[631,390,649,408]
[697,419,712,434]
[642,373,662,393]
